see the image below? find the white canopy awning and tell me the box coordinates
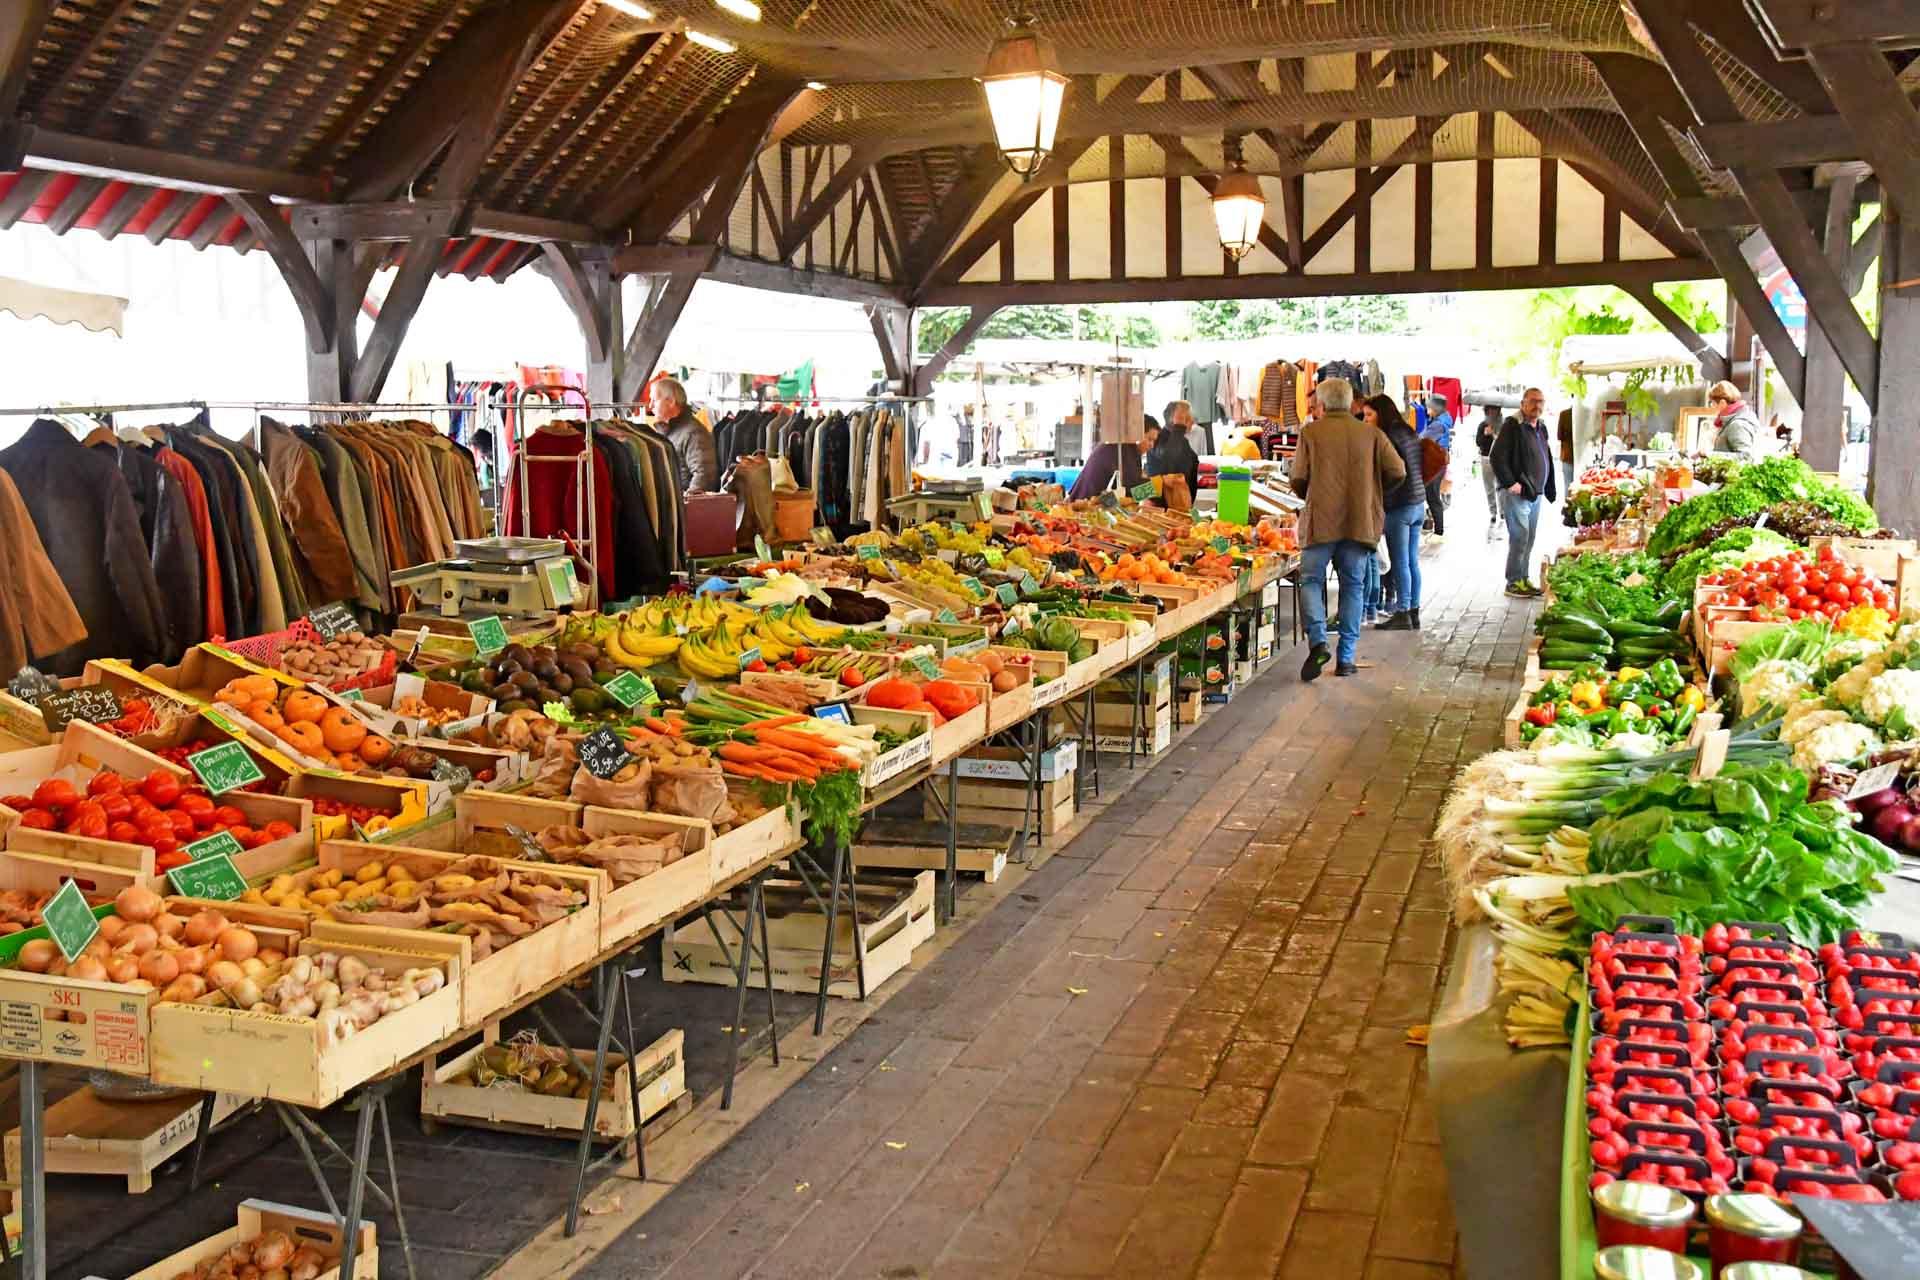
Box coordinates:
[1563,331,1707,378]
[0,275,126,336]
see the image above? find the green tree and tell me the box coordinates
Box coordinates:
[915,304,1161,355]
[1188,295,1411,339]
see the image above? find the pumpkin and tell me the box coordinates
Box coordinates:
[319,707,367,754]
[282,691,328,725]
[282,721,325,757]
[234,675,279,702]
[358,734,394,765]
[250,702,286,733]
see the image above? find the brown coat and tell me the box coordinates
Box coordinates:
[0,466,88,681]
[260,419,359,606]
[1288,409,1407,547]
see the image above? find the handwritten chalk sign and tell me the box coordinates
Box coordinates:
[577,728,633,781]
[38,686,123,735]
[305,601,361,640]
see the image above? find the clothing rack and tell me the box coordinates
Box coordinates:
[0,400,211,418]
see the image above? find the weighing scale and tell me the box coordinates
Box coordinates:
[389,537,591,630]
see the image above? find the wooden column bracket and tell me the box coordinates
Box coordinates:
[869,304,913,393]
[1621,281,1729,385]
[911,306,999,399]
[230,193,336,354]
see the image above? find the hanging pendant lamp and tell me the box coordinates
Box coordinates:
[980,14,1069,181]
[1212,140,1266,262]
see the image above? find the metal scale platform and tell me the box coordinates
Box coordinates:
[389,537,593,633]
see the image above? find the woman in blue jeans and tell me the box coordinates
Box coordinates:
[1362,395,1427,631]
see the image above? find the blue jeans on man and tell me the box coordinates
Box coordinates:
[1384,502,1426,613]
[1300,539,1373,668]
[1502,491,1544,585]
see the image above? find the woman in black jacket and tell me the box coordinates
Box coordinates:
[1362,395,1427,631]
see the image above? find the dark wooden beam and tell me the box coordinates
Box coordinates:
[703,251,908,304]
[340,0,581,202]
[1589,52,1809,402]
[302,237,361,402]
[1688,116,1861,169]
[230,192,335,353]
[19,126,332,200]
[1190,61,1266,103]
[303,0,465,164]
[609,242,722,276]
[921,257,1718,308]
[1667,190,1831,230]
[870,304,912,390]
[42,176,106,236]
[1539,156,1559,265]
[1850,215,1884,294]
[540,240,610,362]
[1299,118,1444,266]
[924,140,1100,288]
[1801,173,1860,470]
[902,152,1007,290]
[1867,212,1920,533]
[1622,280,1730,383]
[1682,0,1836,115]
[75,0,245,135]
[1512,109,1700,258]
[0,0,49,121]
[1281,173,1306,271]
[867,176,903,282]
[912,306,1000,397]
[780,144,881,261]
[1625,2,1879,403]
[469,207,600,244]
[291,201,469,243]
[349,201,466,402]
[1803,43,1920,225]
[1751,0,1920,53]
[0,169,49,230]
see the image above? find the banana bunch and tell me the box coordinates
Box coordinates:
[845,530,894,549]
[673,605,848,678]
[602,614,681,668]
[677,630,744,679]
[557,613,618,647]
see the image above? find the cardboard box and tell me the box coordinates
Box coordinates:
[135,644,299,704]
[1095,716,1172,755]
[341,674,492,740]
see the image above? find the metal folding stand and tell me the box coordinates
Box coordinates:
[272,1077,413,1280]
[545,952,652,1236]
[914,758,964,924]
[1065,684,1102,808]
[692,869,781,1108]
[786,838,867,1035]
[16,1060,44,1279]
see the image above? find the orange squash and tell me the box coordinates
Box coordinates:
[282,690,328,724]
[282,722,325,757]
[319,706,367,754]
[358,734,394,765]
[251,702,286,733]
[234,675,279,702]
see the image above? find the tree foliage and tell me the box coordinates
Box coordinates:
[1186,295,1411,339]
[916,305,1161,355]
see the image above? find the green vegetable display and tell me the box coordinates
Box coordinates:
[1659,527,1799,597]
[1646,456,1875,559]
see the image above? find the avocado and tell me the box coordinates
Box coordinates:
[499,698,532,713]
[560,658,594,686]
[571,687,611,714]
[532,658,560,681]
[490,682,520,702]
[511,671,539,692]
[551,673,575,695]
[501,644,533,669]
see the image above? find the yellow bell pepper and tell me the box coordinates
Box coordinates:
[1679,685,1708,713]
[1569,681,1606,714]
[1616,666,1648,683]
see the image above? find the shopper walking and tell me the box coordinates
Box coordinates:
[1146,401,1201,510]
[1492,387,1556,597]
[1363,395,1427,631]
[1475,404,1503,542]
[1556,406,1578,496]
[1290,378,1406,680]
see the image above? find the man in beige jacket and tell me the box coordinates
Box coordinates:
[1289,377,1408,680]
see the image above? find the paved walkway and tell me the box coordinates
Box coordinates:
[572,525,1536,1280]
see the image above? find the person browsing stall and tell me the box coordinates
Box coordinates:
[649,378,719,494]
[1707,380,1765,456]
[1491,387,1556,597]
[1145,402,1201,509]
[1289,378,1406,680]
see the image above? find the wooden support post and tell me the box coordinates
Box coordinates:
[1803,43,1920,226]
[869,304,913,394]
[231,193,336,355]
[619,272,697,403]
[1621,281,1729,385]
[911,306,999,398]
[1802,176,1860,471]
[1869,211,1920,532]
[301,238,363,403]
[542,243,623,406]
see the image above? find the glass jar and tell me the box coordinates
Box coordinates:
[1721,1265,1814,1280]
[1593,1245,1707,1280]
[1593,1181,1697,1254]
[1705,1193,1803,1272]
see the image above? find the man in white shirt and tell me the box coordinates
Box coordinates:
[917,412,960,469]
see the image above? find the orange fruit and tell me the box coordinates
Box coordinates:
[283,691,328,724]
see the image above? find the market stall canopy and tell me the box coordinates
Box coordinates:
[1562,331,1706,377]
[0,273,125,335]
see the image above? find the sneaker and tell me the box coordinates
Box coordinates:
[1301,645,1332,682]
[1335,663,1359,677]
[1504,581,1530,597]
[1508,579,1543,597]
[1378,611,1415,631]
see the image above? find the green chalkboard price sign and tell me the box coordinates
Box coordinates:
[995,583,1019,607]
[1211,536,1232,554]
[467,615,508,657]
[1131,480,1157,501]
[169,852,247,901]
[1019,572,1040,596]
[856,544,883,561]
[936,609,958,624]
[43,879,99,963]
[603,671,657,709]
[186,741,265,795]
[184,830,244,862]
[909,652,941,680]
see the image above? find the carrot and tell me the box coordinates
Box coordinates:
[752,729,843,762]
[722,761,781,780]
[718,742,780,764]
[742,715,807,730]
[641,716,675,735]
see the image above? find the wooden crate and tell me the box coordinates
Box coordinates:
[662,871,935,999]
[127,1199,377,1280]
[579,807,714,950]
[452,787,584,859]
[1502,676,1549,750]
[1809,535,1919,581]
[307,841,602,1026]
[3,1086,248,1193]
[852,706,935,785]
[710,803,798,887]
[931,783,1076,835]
[0,964,156,1072]
[0,723,187,864]
[285,772,430,842]
[148,932,464,1108]
[420,1027,685,1142]
[0,660,168,748]
[135,644,300,704]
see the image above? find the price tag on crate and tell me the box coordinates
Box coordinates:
[983,548,1005,567]
[1849,761,1902,800]
[909,652,941,680]
[964,577,985,597]
[184,830,245,862]
[168,852,247,902]
[1019,572,1040,596]
[339,688,365,702]
[937,609,959,624]
[857,544,883,561]
[1238,569,1251,596]
[1689,728,1731,782]
[1211,536,1232,554]
[305,601,361,640]
[187,741,265,795]
[505,823,549,861]
[974,492,994,519]
[737,647,762,671]
[467,615,508,657]
[996,583,1020,607]
[37,685,123,735]
[813,703,852,724]
[577,727,633,781]
[430,756,474,793]
[1131,480,1158,501]
[42,879,98,963]
[604,671,658,709]
[950,520,971,536]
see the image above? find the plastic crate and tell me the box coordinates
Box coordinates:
[214,619,395,692]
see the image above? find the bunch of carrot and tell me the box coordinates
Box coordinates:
[626,715,684,739]
[714,715,853,782]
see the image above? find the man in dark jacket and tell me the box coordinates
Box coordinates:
[649,378,719,493]
[1491,388,1556,597]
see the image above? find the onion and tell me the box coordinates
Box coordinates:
[153,911,185,939]
[18,939,56,972]
[118,922,159,955]
[217,928,259,963]
[159,975,207,1003]
[1870,803,1914,846]
[114,884,162,922]
[174,945,209,975]
[184,910,229,946]
[138,950,180,985]
[257,948,286,967]
[1901,813,1920,851]
[96,915,127,942]
[105,955,140,984]
[252,1231,294,1270]
[207,960,245,990]
[1855,787,1904,813]
[69,956,107,982]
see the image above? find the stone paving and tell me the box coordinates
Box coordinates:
[573,528,1536,1280]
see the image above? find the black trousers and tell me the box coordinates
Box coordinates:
[1425,477,1446,535]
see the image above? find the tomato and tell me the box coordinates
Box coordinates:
[16,809,55,830]
[167,809,196,838]
[86,772,125,796]
[1825,582,1853,604]
[96,793,133,823]
[261,820,296,842]
[148,833,178,858]
[107,821,140,844]
[1787,608,1806,621]
[64,802,108,839]
[176,793,215,821]
[1875,589,1895,610]
[31,778,80,811]
[236,826,269,850]
[212,804,246,828]
[141,770,182,808]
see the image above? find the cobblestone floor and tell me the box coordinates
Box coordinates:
[574,528,1535,1280]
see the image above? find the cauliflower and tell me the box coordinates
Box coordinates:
[1741,660,1810,717]
[1861,668,1920,727]
[1781,708,1850,745]
[1893,622,1920,650]
[1824,638,1882,667]
[1829,653,1888,710]
[1792,721,1880,771]
[1605,731,1664,758]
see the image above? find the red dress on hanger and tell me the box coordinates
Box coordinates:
[501,423,616,594]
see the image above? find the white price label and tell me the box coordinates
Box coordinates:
[1848,762,1902,799]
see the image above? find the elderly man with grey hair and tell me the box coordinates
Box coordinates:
[648,377,718,493]
[1289,377,1407,680]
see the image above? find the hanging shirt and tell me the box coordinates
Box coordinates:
[1182,363,1223,424]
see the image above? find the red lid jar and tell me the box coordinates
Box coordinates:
[1704,1194,1803,1273]
[1593,1246,1707,1280]
[1593,1181,1697,1254]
